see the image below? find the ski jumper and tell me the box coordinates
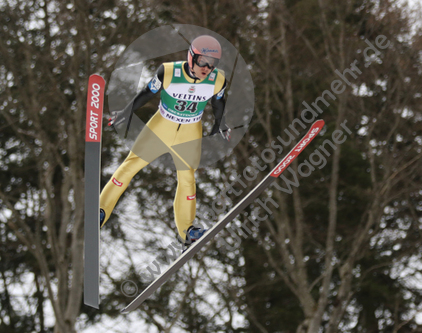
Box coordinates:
[100,61,226,240]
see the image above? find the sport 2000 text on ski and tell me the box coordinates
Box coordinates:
[84,75,105,309]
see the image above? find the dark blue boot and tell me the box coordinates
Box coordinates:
[100,209,105,228]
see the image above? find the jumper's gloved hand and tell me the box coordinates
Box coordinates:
[210,116,231,141]
[108,110,126,128]
[108,106,135,138]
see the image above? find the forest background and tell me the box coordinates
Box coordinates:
[1,0,422,332]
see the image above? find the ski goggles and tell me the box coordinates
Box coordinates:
[193,54,219,69]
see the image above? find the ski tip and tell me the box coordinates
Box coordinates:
[269,119,325,178]
[89,73,106,83]
[313,119,325,133]
[314,119,325,127]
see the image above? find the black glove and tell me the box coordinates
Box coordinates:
[210,117,231,141]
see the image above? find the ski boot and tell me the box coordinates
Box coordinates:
[100,209,105,228]
[178,226,207,253]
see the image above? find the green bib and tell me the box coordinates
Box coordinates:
[159,62,219,124]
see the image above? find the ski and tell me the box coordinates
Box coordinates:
[84,74,105,309]
[121,119,325,313]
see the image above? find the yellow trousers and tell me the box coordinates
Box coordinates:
[100,111,202,240]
